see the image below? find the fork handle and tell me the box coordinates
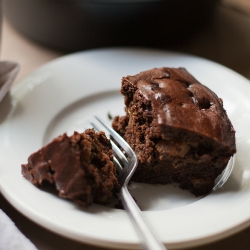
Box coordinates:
[121,186,167,250]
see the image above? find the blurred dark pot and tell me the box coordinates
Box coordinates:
[4,0,218,52]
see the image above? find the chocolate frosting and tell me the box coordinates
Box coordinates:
[123,67,236,152]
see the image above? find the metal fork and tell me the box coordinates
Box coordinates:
[92,116,167,250]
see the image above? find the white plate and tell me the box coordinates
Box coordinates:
[0,48,250,249]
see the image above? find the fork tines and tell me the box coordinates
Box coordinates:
[90,116,138,184]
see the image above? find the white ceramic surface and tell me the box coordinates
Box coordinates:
[0,48,249,249]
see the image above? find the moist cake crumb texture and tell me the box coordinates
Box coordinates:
[112,67,236,196]
[21,129,119,206]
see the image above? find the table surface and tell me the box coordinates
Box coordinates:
[1,1,250,250]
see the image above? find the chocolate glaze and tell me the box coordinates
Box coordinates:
[123,67,236,152]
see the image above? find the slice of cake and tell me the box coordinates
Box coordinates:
[112,67,236,195]
[21,129,119,206]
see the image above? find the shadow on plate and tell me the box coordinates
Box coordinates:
[0,93,13,123]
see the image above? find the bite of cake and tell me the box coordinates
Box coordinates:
[112,67,236,195]
[21,129,119,206]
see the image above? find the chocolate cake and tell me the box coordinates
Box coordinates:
[21,129,119,206]
[112,67,236,195]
